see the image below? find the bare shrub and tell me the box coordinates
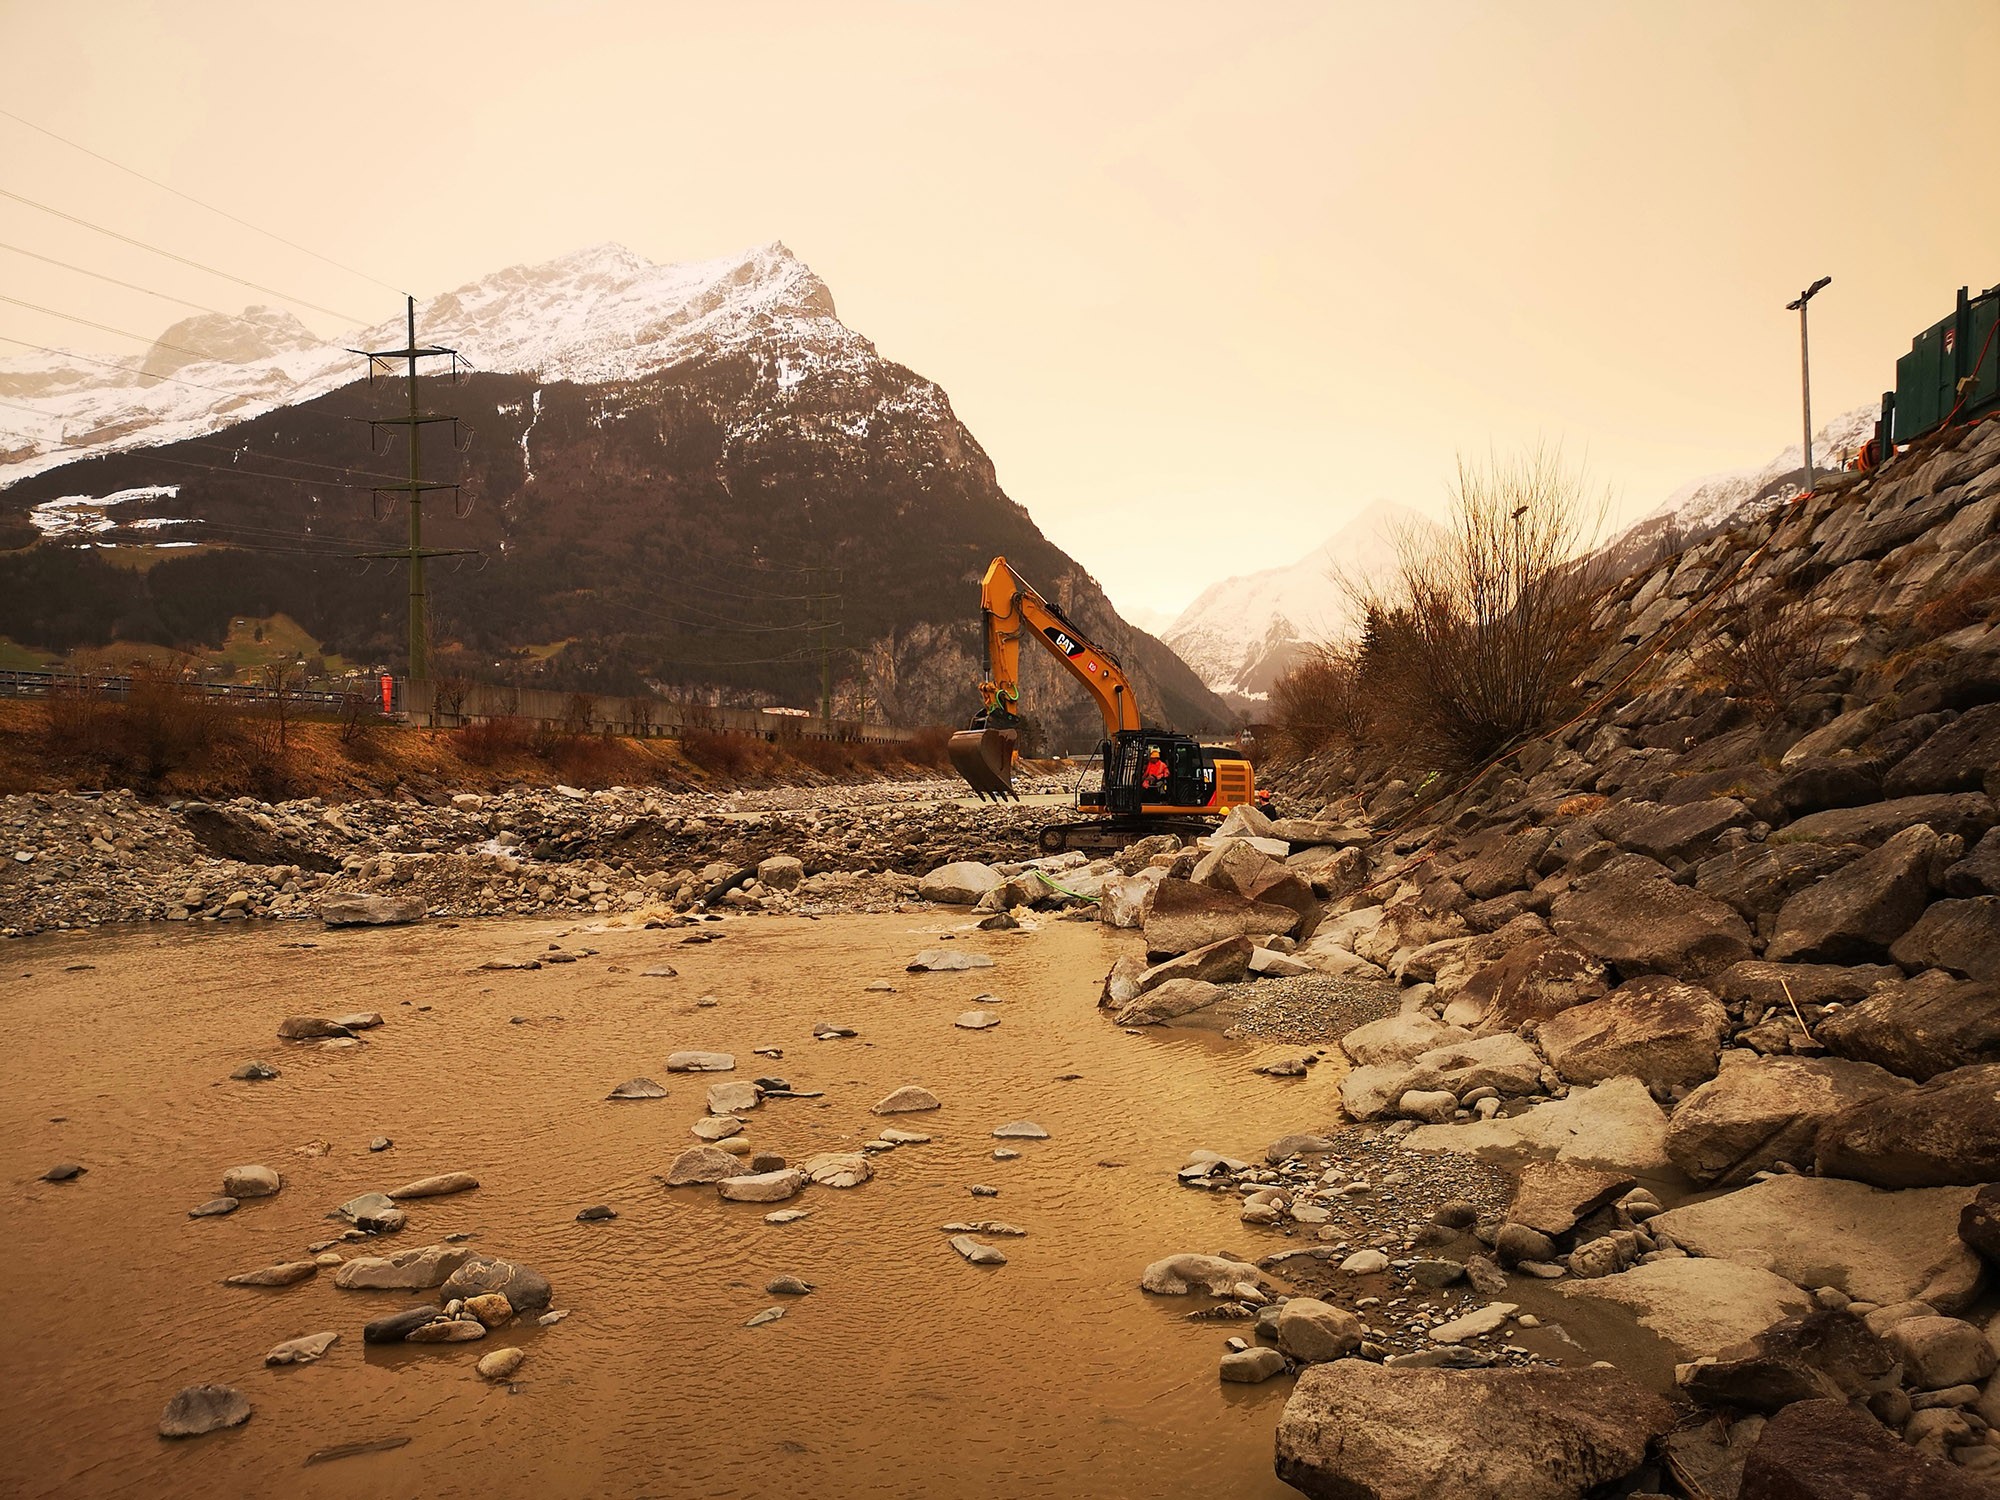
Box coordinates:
[1271,642,1372,757]
[1346,449,1608,770]
[902,725,953,768]
[560,692,596,737]
[681,727,765,779]
[1701,596,1837,711]
[1913,569,2000,638]
[452,716,534,766]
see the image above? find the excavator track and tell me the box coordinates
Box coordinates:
[1036,817,1219,854]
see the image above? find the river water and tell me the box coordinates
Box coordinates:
[2,912,1340,1499]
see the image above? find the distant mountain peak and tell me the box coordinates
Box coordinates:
[0,239,848,486]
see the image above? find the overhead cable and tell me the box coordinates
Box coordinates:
[0,241,232,315]
[0,184,372,323]
[0,105,408,297]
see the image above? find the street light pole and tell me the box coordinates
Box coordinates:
[1787,275,1833,492]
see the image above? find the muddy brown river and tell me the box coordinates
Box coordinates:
[3,912,1338,1499]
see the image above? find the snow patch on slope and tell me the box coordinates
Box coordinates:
[0,240,864,491]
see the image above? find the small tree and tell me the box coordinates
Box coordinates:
[1349,448,1608,769]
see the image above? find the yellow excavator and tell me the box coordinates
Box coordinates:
[948,556,1258,852]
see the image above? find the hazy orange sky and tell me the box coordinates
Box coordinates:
[2,0,1996,619]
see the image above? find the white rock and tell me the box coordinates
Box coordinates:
[717,1168,808,1203]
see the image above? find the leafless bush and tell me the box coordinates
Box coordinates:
[1270,642,1372,757]
[560,692,596,737]
[1701,596,1837,711]
[1345,448,1608,770]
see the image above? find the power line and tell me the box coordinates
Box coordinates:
[0,105,407,298]
[0,332,278,400]
[0,184,372,324]
[0,293,311,376]
[0,241,232,316]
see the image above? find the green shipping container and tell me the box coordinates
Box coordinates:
[1894,285,2000,444]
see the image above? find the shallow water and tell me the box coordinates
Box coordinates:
[2,912,1337,1499]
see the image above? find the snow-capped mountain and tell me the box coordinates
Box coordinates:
[0,241,877,487]
[1163,500,1416,700]
[0,240,1233,739]
[1599,402,1879,575]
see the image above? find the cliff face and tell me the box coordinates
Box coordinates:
[0,243,1232,742]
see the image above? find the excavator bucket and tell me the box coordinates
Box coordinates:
[949,728,1019,800]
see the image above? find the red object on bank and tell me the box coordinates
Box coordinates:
[380,676,393,714]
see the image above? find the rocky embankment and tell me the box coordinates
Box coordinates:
[1207,418,2000,1496]
[0,775,1074,936]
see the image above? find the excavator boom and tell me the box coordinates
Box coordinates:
[948,556,1142,798]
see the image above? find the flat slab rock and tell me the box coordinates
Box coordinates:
[949,1234,1007,1265]
[1648,1173,1980,1306]
[320,894,425,926]
[906,949,996,972]
[717,1168,808,1203]
[265,1331,339,1367]
[665,1146,745,1185]
[158,1383,252,1438]
[385,1172,478,1200]
[873,1085,941,1114]
[665,1051,735,1073]
[1275,1359,1674,1500]
[1559,1258,1814,1359]
[606,1077,667,1100]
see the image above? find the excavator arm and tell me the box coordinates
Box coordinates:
[950,556,1142,797]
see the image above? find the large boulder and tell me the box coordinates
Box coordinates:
[1443,936,1608,1035]
[1811,1063,2000,1188]
[1882,702,2000,798]
[1617,797,1753,863]
[1559,1258,1814,1360]
[1537,975,1729,1088]
[1273,1360,1673,1500]
[1113,978,1223,1026]
[1665,1052,1914,1186]
[1739,1397,1995,1500]
[1194,837,1323,939]
[1550,855,1753,981]
[1942,826,2000,896]
[1766,824,1946,964]
[1774,792,1995,849]
[1889,896,2000,980]
[440,1254,553,1313]
[1142,878,1299,956]
[1816,972,2000,1080]
[1404,1033,1545,1097]
[1139,1253,1266,1296]
[1399,1077,1671,1174]
[1711,960,1903,1010]
[321,893,425,926]
[1961,1182,2000,1264]
[1884,1314,1998,1390]
[1341,1013,1472,1068]
[1648,1174,1981,1305]
[1696,842,1859,922]
[1457,827,1556,901]
[1276,1298,1364,1362]
[1097,873,1161,929]
[1132,935,1255,993]
[331,1243,477,1291]
[1506,1160,1633,1237]
[917,862,1005,905]
[1676,1308,1900,1414]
